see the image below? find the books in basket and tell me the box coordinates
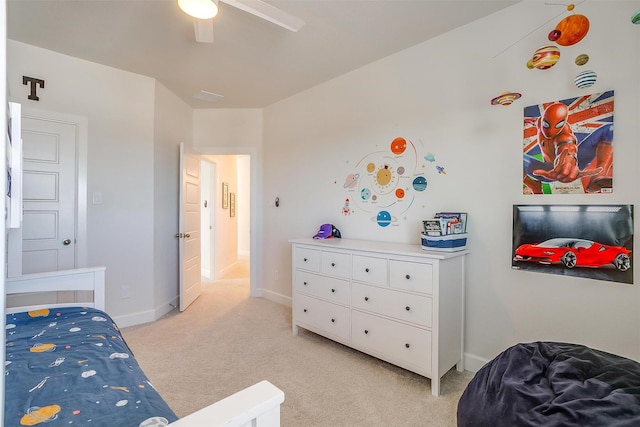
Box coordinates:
[422,219,443,236]
[434,212,467,234]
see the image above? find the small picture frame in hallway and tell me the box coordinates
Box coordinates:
[230,193,236,217]
[222,182,229,208]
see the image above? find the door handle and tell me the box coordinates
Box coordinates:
[63,239,71,245]
[184,233,191,238]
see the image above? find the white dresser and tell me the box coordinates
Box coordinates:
[290,238,468,396]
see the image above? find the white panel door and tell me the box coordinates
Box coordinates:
[9,116,77,275]
[179,143,202,311]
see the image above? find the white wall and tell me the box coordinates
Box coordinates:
[153,81,192,315]
[7,40,192,326]
[262,1,640,365]
[6,2,639,368]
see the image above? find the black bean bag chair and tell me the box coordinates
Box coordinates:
[457,341,640,427]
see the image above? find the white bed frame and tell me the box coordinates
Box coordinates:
[5,267,284,427]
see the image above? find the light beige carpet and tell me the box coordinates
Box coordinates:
[121,267,472,426]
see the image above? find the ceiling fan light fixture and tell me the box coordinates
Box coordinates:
[178,0,219,20]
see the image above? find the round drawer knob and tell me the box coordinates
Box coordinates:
[365,268,370,273]
[303,309,307,313]
[364,330,369,334]
[303,281,308,286]
[405,343,410,349]
[303,258,308,262]
[331,262,336,267]
[405,274,411,280]
[364,297,369,302]
[405,306,411,311]
[331,318,335,323]
[331,288,336,293]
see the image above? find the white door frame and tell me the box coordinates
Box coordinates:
[200,159,216,280]
[194,146,260,297]
[8,106,88,272]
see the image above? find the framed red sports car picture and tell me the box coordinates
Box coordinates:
[512,205,633,284]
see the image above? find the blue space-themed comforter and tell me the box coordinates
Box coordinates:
[5,307,178,427]
[457,341,640,427]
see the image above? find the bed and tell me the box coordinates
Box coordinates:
[5,267,284,427]
[457,341,640,427]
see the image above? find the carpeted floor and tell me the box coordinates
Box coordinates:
[121,261,472,426]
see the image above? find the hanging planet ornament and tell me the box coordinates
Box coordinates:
[548,29,561,42]
[531,45,560,70]
[575,54,589,66]
[632,10,640,24]
[490,92,522,106]
[567,4,575,11]
[574,70,597,88]
[554,14,590,46]
[526,59,534,69]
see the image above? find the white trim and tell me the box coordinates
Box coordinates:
[463,351,490,373]
[112,296,178,328]
[261,289,291,307]
[193,146,261,298]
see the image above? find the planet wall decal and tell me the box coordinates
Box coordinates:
[574,70,597,88]
[553,14,590,46]
[412,176,427,192]
[375,210,394,227]
[548,29,561,42]
[632,10,640,24]
[390,137,407,155]
[575,54,589,66]
[531,45,560,70]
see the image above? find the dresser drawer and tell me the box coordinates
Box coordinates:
[351,282,432,327]
[294,293,350,341]
[352,255,387,286]
[294,271,350,305]
[351,310,432,375]
[294,247,321,272]
[321,251,351,278]
[389,260,433,294]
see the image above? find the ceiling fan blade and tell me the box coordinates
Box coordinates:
[193,18,214,43]
[220,0,304,32]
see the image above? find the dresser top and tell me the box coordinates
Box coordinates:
[289,238,469,260]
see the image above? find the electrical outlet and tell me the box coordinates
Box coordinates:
[120,286,130,299]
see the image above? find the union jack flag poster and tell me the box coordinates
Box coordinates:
[523,90,614,195]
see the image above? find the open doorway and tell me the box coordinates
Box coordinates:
[200,154,250,282]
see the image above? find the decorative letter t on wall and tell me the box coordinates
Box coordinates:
[22,76,45,101]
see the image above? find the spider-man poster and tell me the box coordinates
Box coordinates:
[523,91,614,195]
[512,204,633,284]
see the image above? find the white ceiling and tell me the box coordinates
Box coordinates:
[7,0,520,109]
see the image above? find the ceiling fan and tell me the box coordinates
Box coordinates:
[178,0,305,43]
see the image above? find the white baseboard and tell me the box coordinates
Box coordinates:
[113,296,178,328]
[112,309,155,328]
[463,352,490,373]
[261,288,291,307]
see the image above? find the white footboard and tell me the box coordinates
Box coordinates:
[168,380,285,427]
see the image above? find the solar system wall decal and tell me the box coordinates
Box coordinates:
[340,137,443,228]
